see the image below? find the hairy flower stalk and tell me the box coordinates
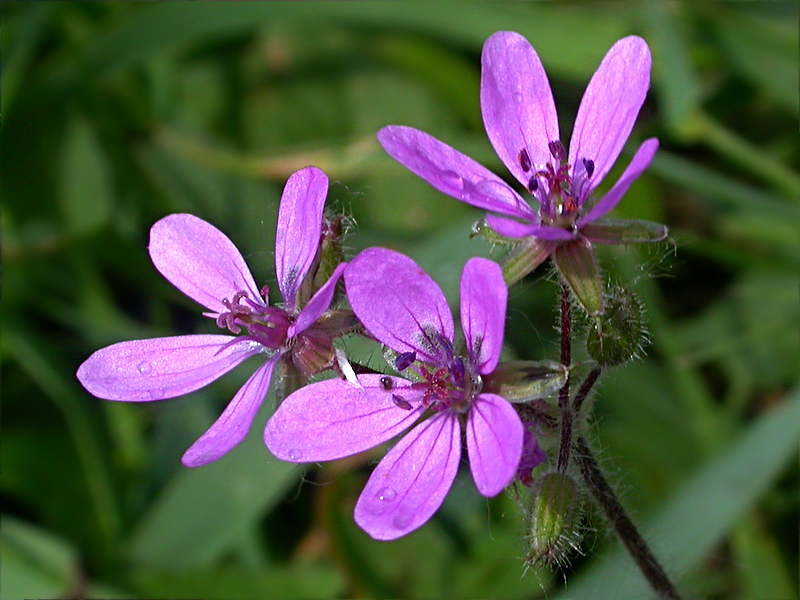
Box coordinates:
[378,32,667,314]
[77,167,354,466]
[265,249,531,539]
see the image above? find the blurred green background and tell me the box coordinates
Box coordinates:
[2,2,798,599]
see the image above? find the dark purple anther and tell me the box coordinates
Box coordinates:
[582,158,595,178]
[450,358,465,387]
[548,140,566,162]
[394,352,416,371]
[518,148,532,173]
[392,394,412,410]
[527,177,538,193]
[380,376,393,391]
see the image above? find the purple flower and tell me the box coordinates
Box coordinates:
[265,249,523,540]
[77,166,348,467]
[378,32,664,274]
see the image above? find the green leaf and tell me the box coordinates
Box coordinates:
[556,388,800,600]
[127,422,302,569]
[1,516,78,600]
[59,116,113,235]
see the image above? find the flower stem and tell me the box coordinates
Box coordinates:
[572,366,602,416]
[557,284,573,472]
[576,436,684,600]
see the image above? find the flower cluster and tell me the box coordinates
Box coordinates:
[78,31,665,543]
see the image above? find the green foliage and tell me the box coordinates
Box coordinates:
[2,2,797,598]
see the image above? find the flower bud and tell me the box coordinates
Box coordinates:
[523,471,583,569]
[483,360,566,403]
[586,286,646,366]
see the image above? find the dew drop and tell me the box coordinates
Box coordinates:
[367,503,386,516]
[148,389,164,400]
[439,170,464,192]
[393,513,412,530]
[137,361,152,374]
[512,91,524,104]
[288,448,303,461]
[377,487,397,502]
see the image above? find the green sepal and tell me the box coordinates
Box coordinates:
[580,218,668,244]
[524,471,583,568]
[470,218,520,247]
[553,238,604,315]
[501,236,556,286]
[483,360,566,403]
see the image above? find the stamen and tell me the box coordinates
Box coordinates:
[380,376,394,391]
[518,148,532,173]
[392,394,412,410]
[395,351,416,371]
[528,176,539,193]
[548,140,566,162]
[582,158,595,179]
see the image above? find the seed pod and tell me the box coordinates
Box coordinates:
[523,470,583,569]
[586,286,646,366]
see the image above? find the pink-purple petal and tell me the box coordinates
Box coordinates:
[344,248,454,363]
[577,138,659,226]
[378,126,534,220]
[182,354,280,467]
[354,412,461,540]
[289,262,347,337]
[77,335,260,402]
[466,393,523,496]
[275,167,328,309]
[149,214,260,315]
[481,31,559,186]
[460,258,507,374]
[569,36,652,192]
[264,374,424,462]
[486,213,575,240]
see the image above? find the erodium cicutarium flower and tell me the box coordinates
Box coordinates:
[378,32,667,313]
[77,166,351,467]
[265,249,524,540]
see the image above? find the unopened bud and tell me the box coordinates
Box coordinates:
[524,471,583,569]
[586,286,646,366]
[484,360,566,403]
[312,214,349,293]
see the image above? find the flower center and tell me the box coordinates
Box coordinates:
[216,286,291,349]
[518,141,595,230]
[394,331,482,413]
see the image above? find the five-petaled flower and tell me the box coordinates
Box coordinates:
[378,32,666,312]
[265,248,524,540]
[77,166,350,467]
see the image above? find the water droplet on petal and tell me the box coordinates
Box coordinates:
[512,91,524,104]
[287,448,303,461]
[148,389,164,400]
[439,170,464,193]
[377,487,397,502]
[137,361,152,374]
[367,503,386,516]
[393,513,412,530]
[475,179,520,208]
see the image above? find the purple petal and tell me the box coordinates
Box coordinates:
[354,412,461,540]
[77,335,260,401]
[578,138,659,226]
[149,214,260,315]
[460,258,506,374]
[486,213,575,240]
[289,262,346,337]
[344,247,454,363]
[481,31,559,187]
[568,36,651,193]
[276,167,328,310]
[264,374,424,461]
[466,393,523,496]
[378,126,534,220]
[182,354,280,467]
